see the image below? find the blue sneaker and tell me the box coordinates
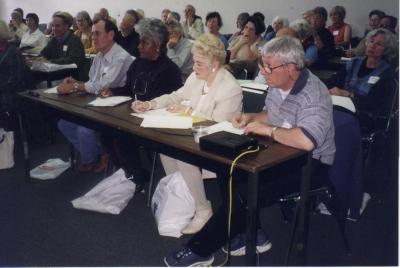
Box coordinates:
[164,247,214,267]
[222,229,272,256]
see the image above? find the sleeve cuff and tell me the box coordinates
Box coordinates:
[300,127,317,148]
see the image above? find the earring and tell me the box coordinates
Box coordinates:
[156,48,160,52]
[212,67,216,73]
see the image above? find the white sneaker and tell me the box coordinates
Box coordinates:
[182,202,213,234]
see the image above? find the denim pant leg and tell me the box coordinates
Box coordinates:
[58,119,100,164]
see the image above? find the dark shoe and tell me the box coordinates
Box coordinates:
[93,154,109,173]
[164,247,214,267]
[131,169,149,194]
[222,228,272,256]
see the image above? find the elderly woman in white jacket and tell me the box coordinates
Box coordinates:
[132,33,243,234]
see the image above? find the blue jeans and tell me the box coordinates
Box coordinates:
[57,119,102,164]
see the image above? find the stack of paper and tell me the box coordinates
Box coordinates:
[140,115,193,129]
[31,61,77,72]
[44,87,58,94]
[207,121,244,135]
[331,95,356,113]
[88,96,132,107]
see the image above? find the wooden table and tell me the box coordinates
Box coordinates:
[18,90,311,266]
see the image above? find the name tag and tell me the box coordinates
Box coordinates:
[62,45,68,52]
[368,76,380,84]
[333,30,339,36]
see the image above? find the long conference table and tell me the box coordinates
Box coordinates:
[18,89,311,266]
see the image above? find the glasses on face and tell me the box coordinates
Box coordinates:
[258,57,294,74]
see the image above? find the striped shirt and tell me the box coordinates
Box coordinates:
[264,69,335,165]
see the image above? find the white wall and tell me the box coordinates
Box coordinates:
[0,0,398,37]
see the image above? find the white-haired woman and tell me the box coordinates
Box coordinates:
[133,33,243,234]
[290,19,318,66]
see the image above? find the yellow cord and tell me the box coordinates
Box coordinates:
[217,146,260,267]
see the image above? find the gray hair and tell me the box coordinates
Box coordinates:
[290,19,314,39]
[365,28,398,61]
[330,6,346,20]
[76,11,92,27]
[135,18,169,55]
[165,20,183,35]
[261,36,305,70]
[272,16,289,27]
[11,11,23,21]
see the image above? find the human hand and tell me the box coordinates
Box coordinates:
[232,113,251,129]
[57,82,74,94]
[63,76,75,84]
[244,121,271,136]
[131,100,152,113]
[100,88,113,98]
[329,87,350,97]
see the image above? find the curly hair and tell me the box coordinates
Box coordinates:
[192,33,226,65]
[135,18,169,56]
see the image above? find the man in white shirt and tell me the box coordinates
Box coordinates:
[19,13,48,54]
[57,18,134,172]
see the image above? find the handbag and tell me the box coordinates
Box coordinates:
[151,171,195,238]
[0,129,14,169]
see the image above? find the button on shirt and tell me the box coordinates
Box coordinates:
[85,43,135,94]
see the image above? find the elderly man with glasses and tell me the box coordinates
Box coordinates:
[164,36,335,267]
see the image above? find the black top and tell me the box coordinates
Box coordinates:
[111,55,183,100]
[314,27,335,68]
[115,31,140,58]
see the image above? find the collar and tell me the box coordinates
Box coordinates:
[56,31,70,44]
[100,43,117,63]
[289,68,309,95]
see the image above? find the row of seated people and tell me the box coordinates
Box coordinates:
[0,8,398,267]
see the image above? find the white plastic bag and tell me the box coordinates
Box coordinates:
[71,168,136,215]
[0,129,14,169]
[30,158,70,180]
[151,171,195,238]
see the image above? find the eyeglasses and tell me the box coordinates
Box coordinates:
[258,58,294,74]
[131,72,151,101]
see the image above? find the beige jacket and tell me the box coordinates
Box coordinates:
[153,68,243,122]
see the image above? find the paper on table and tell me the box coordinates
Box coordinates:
[131,108,173,118]
[206,121,244,135]
[88,96,132,107]
[331,95,356,113]
[340,57,352,61]
[44,87,58,94]
[240,81,268,91]
[31,61,77,72]
[140,115,193,129]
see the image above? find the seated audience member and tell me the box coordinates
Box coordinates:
[56,19,134,172]
[0,19,26,130]
[40,11,85,79]
[205,12,228,49]
[264,16,289,41]
[346,10,386,58]
[161,9,171,24]
[166,20,194,81]
[100,18,182,192]
[8,10,28,43]
[99,8,117,25]
[74,11,94,52]
[228,15,266,62]
[328,6,352,48]
[380,15,398,34]
[164,36,335,266]
[19,13,48,54]
[182,4,204,39]
[327,28,397,132]
[228,12,250,43]
[116,13,140,57]
[302,9,314,24]
[311,6,335,67]
[290,19,318,67]
[133,33,242,233]
[167,11,181,23]
[13,8,25,23]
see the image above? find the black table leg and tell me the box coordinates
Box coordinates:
[18,112,31,182]
[245,171,259,266]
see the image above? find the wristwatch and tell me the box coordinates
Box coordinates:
[270,126,278,140]
[73,82,79,92]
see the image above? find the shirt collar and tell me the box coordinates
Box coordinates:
[289,68,309,95]
[100,43,117,63]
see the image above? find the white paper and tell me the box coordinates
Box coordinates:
[340,57,352,61]
[30,158,71,180]
[88,96,132,107]
[331,95,356,113]
[242,87,265,94]
[140,115,192,129]
[131,108,174,118]
[44,87,58,94]
[207,121,244,135]
[241,82,268,91]
[31,61,77,72]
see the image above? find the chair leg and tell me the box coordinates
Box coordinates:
[147,151,158,207]
[284,201,300,265]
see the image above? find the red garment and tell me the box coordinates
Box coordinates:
[328,22,348,46]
